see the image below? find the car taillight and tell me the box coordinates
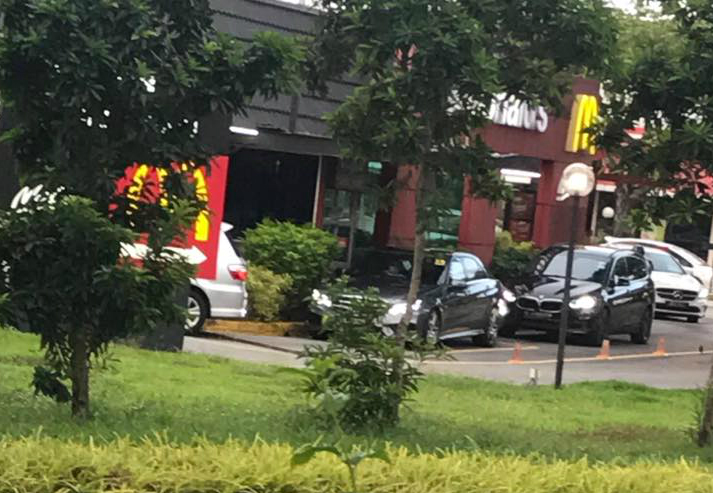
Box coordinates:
[228,265,248,281]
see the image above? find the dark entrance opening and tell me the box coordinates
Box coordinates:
[223,149,319,235]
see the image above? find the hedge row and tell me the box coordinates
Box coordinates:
[1,437,712,493]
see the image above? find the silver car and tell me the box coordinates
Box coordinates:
[186,223,248,333]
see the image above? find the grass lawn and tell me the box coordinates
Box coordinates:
[1,327,710,463]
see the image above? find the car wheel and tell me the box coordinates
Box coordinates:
[473,306,498,348]
[687,315,700,324]
[423,310,442,345]
[631,306,653,344]
[499,319,517,338]
[585,313,607,347]
[186,290,208,334]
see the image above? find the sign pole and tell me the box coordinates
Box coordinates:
[554,195,580,389]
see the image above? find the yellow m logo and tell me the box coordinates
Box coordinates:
[565,94,599,155]
[127,164,210,242]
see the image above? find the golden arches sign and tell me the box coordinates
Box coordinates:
[565,94,599,155]
[126,164,210,242]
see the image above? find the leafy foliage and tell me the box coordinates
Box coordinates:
[0,0,301,204]
[593,5,713,232]
[242,220,340,315]
[292,437,390,493]
[3,436,713,493]
[306,0,618,336]
[0,195,194,412]
[490,231,540,288]
[0,0,300,416]
[294,281,440,430]
[246,263,293,322]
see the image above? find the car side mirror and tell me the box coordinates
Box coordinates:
[449,278,467,289]
[607,276,629,291]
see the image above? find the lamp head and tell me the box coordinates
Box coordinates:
[557,162,595,201]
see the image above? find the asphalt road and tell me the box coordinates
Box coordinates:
[185,314,713,389]
[427,314,713,388]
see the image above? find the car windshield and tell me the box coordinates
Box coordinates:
[352,252,447,285]
[542,251,608,282]
[645,251,685,274]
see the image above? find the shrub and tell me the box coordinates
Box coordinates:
[242,219,340,315]
[490,231,540,288]
[2,437,713,493]
[295,281,439,431]
[246,264,293,321]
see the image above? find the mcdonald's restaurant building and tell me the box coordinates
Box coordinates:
[0,0,606,268]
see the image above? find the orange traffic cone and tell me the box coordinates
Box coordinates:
[653,337,668,356]
[508,342,524,364]
[596,339,611,360]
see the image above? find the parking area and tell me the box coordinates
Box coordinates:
[423,314,713,388]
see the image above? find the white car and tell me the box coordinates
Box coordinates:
[186,223,248,333]
[605,236,713,290]
[607,244,708,323]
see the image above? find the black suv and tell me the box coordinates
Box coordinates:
[509,245,655,346]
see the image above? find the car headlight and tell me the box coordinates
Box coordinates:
[388,300,422,317]
[311,289,332,308]
[502,289,516,303]
[569,295,598,311]
[699,288,709,299]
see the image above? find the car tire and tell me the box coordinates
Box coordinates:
[631,306,653,344]
[499,320,516,338]
[585,314,607,347]
[186,289,209,334]
[687,315,700,324]
[423,309,442,345]
[473,307,498,348]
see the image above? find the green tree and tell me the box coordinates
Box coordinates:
[655,0,713,446]
[0,0,300,417]
[592,8,689,236]
[601,1,713,446]
[306,0,617,416]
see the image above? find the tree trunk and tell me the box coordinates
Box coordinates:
[397,165,428,337]
[613,183,632,237]
[391,164,428,422]
[346,191,360,269]
[69,328,90,418]
[698,356,713,446]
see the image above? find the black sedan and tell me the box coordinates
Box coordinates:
[509,245,655,346]
[310,249,514,346]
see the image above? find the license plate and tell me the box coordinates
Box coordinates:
[668,301,688,309]
[524,311,552,320]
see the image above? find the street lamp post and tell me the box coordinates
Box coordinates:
[554,163,595,389]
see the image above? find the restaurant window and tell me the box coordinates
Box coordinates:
[322,160,381,257]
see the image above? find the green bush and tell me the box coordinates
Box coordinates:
[296,281,439,431]
[490,231,540,288]
[246,264,293,321]
[2,437,713,493]
[242,219,340,315]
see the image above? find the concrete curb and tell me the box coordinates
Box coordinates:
[204,330,304,355]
